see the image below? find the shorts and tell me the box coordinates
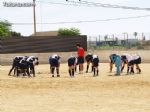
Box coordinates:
[92,58,99,67]
[68,59,75,66]
[128,60,134,66]
[134,57,141,64]
[78,56,84,64]
[50,58,59,67]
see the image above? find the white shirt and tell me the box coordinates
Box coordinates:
[125,54,133,62]
[132,54,140,60]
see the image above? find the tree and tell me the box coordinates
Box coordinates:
[58,27,80,36]
[104,35,108,41]
[0,20,21,37]
[0,20,11,37]
[133,32,138,39]
[10,31,21,37]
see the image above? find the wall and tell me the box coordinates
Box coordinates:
[0,50,150,65]
[0,36,87,53]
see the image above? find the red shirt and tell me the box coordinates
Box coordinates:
[77,47,85,57]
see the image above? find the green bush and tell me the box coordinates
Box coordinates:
[58,28,80,36]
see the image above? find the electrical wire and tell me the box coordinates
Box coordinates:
[11,14,150,25]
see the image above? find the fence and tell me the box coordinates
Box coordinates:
[0,36,87,53]
[87,33,150,50]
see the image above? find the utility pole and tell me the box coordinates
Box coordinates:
[33,0,36,36]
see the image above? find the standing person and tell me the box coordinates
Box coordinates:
[92,54,99,77]
[67,55,77,77]
[115,55,121,76]
[49,54,61,77]
[85,53,93,73]
[76,43,85,74]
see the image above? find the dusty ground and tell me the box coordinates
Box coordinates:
[0,63,150,112]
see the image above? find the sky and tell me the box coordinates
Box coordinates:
[0,0,150,38]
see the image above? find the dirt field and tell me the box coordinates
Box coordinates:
[0,63,150,112]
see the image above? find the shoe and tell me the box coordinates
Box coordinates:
[57,75,60,77]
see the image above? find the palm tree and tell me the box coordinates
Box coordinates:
[133,32,138,40]
[104,35,108,45]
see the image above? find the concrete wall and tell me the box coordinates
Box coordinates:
[1,50,150,65]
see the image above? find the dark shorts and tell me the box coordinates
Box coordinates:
[128,60,134,66]
[68,59,75,66]
[78,56,84,64]
[86,58,92,63]
[93,62,99,67]
[134,57,141,64]
[50,59,59,67]
[93,58,99,67]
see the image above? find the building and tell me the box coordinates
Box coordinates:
[31,31,58,36]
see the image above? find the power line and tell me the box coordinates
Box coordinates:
[37,0,150,11]
[67,0,150,11]
[11,14,150,25]
[36,1,79,6]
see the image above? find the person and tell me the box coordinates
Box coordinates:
[26,56,39,77]
[76,43,85,74]
[8,56,26,76]
[67,55,77,77]
[121,55,127,73]
[85,53,93,73]
[132,53,141,74]
[109,54,117,73]
[49,54,61,77]
[114,55,121,76]
[123,54,134,74]
[92,54,99,77]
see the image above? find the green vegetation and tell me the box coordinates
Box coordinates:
[58,27,80,36]
[0,20,21,37]
[0,20,11,37]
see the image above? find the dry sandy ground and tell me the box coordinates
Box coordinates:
[0,63,150,112]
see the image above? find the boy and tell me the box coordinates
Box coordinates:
[26,56,39,77]
[8,56,26,76]
[85,53,93,73]
[49,54,61,77]
[132,53,141,74]
[114,55,121,76]
[109,54,117,73]
[92,54,99,77]
[76,43,85,74]
[67,55,77,77]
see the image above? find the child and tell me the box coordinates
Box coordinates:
[67,55,77,77]
[8,56,26,76]
[121,55,127,73]
[49,54,61,77]
[92,54,99,77]
[114,55,121,76]
[109,54,117,73]
[132,53,141,74]
[85,53,93,73]
[123,54,134,74]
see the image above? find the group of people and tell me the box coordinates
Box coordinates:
[48,43,99,77]
[8,56,39,77]
[8,43,142,78]
[109,53,141,75]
